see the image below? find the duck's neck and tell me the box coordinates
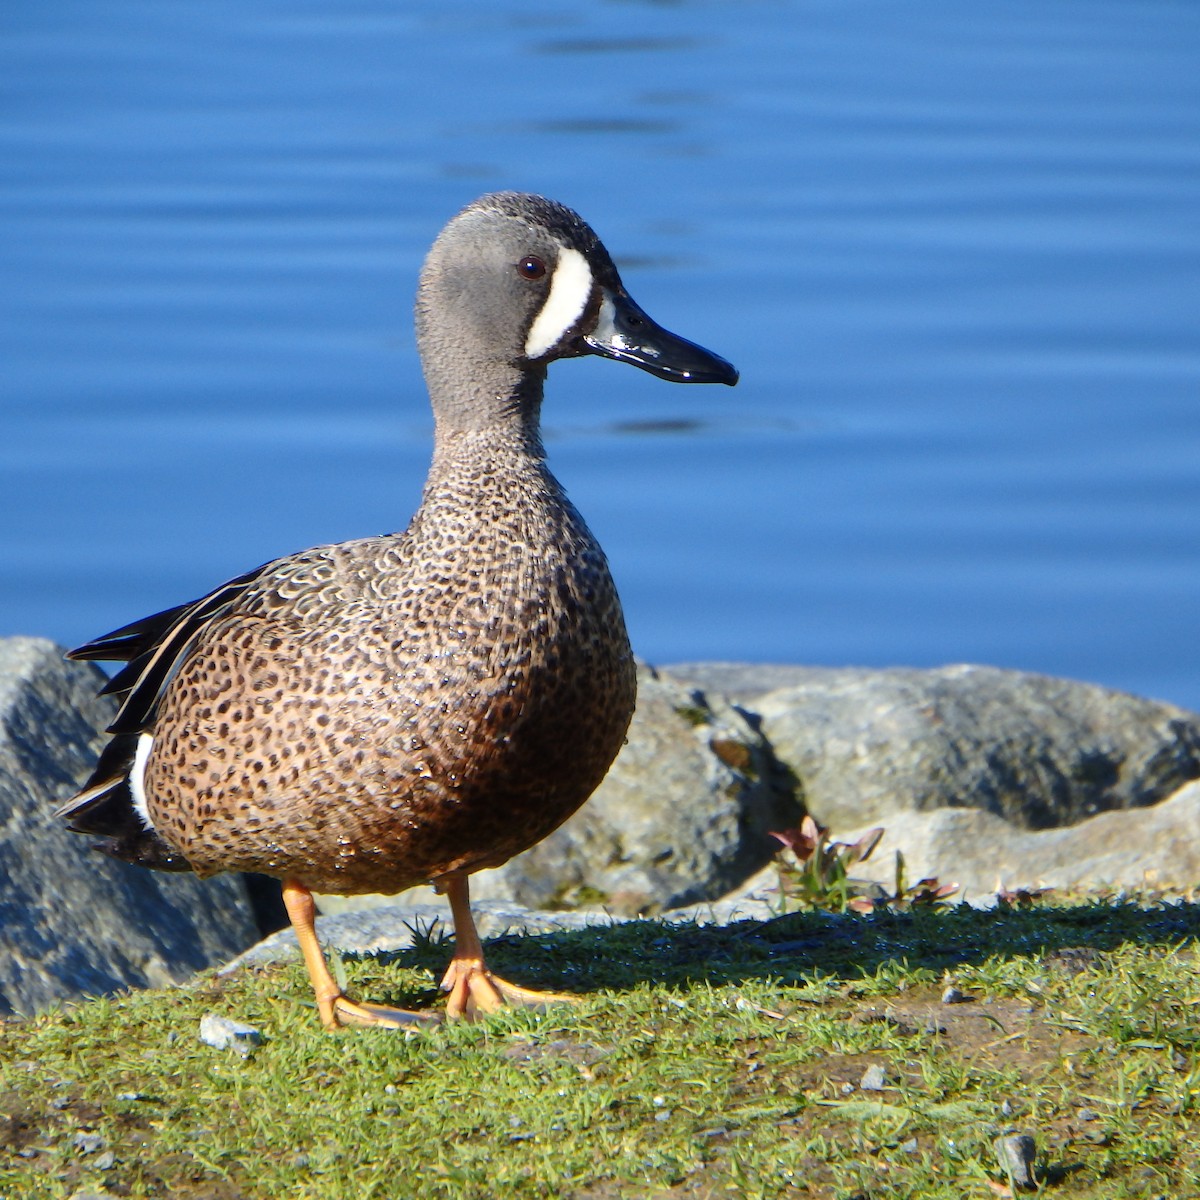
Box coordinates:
[416,370,592,559]
[428,364,550,465]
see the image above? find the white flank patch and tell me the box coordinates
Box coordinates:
[524,247,594,359]
[130,732,157,832]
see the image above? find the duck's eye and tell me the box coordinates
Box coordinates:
[517,255,547,280]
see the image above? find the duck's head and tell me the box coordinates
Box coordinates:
[416,192,738,429]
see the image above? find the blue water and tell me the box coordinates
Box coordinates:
[3,1,1200,709]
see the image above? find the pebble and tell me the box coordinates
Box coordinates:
[71,1132,105,1155]
[941,986,969,1004]
[93,1151,117,1170]
[993,1132,1037,1188]
[859,1065,887,1092]
[198,1014,264,1056]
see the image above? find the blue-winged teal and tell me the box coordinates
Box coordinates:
[61,192,738,1028]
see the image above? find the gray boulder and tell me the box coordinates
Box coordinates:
[224,890,779,975]
[0,637,259,1015]
[824,778,1200,904]
[670,662,1200,833]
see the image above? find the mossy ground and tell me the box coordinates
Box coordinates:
[4,899,1200,1199]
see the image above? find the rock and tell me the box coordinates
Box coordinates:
[941,986,969,1004]
[198,1013,264,1055]
[831,780,1200,902]
[669,662,1200,903]
[320,660,800,917]
[993,1132,1037,1188]
[670,662,1200,832]
[859,1064,887,1091]
[0,637,260,1016]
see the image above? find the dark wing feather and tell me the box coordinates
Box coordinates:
[68,565,269,737]
[66,601,197,664]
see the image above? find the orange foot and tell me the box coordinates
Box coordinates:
[436,872,577,1021]
[329,996,439,1030]
[439,955,576,1021]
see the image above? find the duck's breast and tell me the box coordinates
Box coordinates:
[143,477,635,892]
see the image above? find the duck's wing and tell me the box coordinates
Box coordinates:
[59,562,272,869]
[68,563,269,737]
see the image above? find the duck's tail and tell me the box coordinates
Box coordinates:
[57,732,192,871]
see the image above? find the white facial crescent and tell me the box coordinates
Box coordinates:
[524,247,594,359]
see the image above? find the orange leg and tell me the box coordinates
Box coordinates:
[437,873,576,1021]
[281,878,434,1031]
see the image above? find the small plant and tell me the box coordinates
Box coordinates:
[674,701,711,727]
[769,815,884,913]
[403,915,452,952]
[770,815,958,914]
[995,884,1055,909]
[884,848,960,912]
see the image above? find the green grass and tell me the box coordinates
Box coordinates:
[5,898,1200,1198]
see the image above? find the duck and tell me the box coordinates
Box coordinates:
[59,191,738,1029]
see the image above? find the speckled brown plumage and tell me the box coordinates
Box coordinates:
[62,191,736,1027]
[147,430,634,893]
